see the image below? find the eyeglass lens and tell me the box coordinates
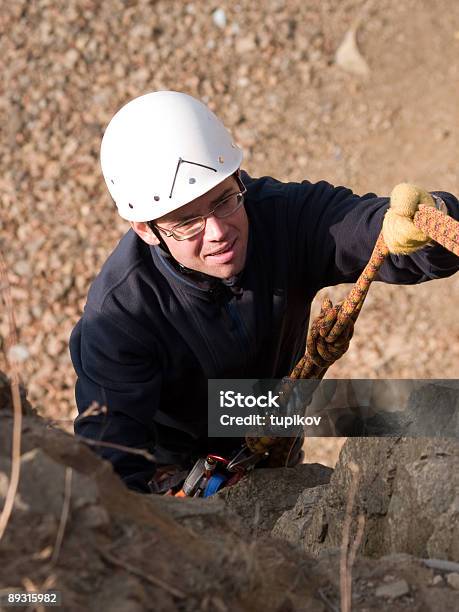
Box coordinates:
[172,192,244,239]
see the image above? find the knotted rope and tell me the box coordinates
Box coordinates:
[294,206,459,380]
[246,206,459,461]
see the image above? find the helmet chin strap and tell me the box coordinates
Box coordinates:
[147,222,171,255]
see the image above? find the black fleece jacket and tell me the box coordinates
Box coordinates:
[70,171,459,492]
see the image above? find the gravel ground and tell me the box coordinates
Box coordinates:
[1,0,458,466]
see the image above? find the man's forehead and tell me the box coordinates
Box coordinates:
[157,175,237,222]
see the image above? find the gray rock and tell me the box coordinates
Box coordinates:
[375,579,410,599]
[216,463,332,535]
[0,458,30,511]
[405,383,459,438]
[272,484,329,545]
[335,27,370,76]
[446,573,459,590]
[0,449,66,517]
[212,9,226,29]
[301,437,459,560]
[311,380,459,438]
[423,559,459,573]
[0,445,102,520]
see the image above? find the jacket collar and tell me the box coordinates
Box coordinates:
[149,243,245,300]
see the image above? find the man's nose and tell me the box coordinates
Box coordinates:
[204,214,228,240]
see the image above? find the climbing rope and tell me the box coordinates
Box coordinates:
[246,204,459,463]
[296,205,459,380]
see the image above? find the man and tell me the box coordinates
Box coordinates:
[70,91,459,493]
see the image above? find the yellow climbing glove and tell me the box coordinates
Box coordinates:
[382,183,435,254]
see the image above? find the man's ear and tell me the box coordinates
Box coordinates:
[130,221,160,246]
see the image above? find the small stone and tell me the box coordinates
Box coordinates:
[46,336,64,357]
[432,575,443,586]
[212,9,226,29]
[13,260,31,276]
[30,304,43,319]
[335,27,369,76]
[64,49,79,68]
[446,573,459,589]
[235,35,257,54]
[375,579,410,599]
[7,344,30,363]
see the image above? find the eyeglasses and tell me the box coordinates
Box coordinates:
[154,184,247,241]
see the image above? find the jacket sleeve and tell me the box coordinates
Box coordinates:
[69,305,162,493]
[287,180,459,290]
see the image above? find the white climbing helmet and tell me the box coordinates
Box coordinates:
[100,91,243,222]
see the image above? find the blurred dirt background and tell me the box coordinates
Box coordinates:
[1,0,458,466]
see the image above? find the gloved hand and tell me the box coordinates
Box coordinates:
[382,183,436,254]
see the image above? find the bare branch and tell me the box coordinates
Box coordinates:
[51,467,73,565]
[73,433,157,463]
[77,401,108,419]
[340,461,361,612]
[45,420,158,463]
[346,513,365,599]
[0,248,23,543]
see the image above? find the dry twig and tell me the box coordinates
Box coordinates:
[0,248,23,543]
[73,433,157,462]
[340,461,363,612]
[22,577,45,612]
[23,573,57,612]
[76,400,108,419]
[43,417,157,462]
[51,467,73,565]
[72,402,157,460]
[347,513,365,576]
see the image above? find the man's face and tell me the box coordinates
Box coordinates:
[131,174,249,279]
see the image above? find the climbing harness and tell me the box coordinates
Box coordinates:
[151,434,304,497]
[150,447,269,497]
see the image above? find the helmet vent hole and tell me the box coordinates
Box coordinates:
[128,203,134,209]
[110,179,115,184]
[218,156,224,163]
[154,195,160,201]
[189,178,196,184]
